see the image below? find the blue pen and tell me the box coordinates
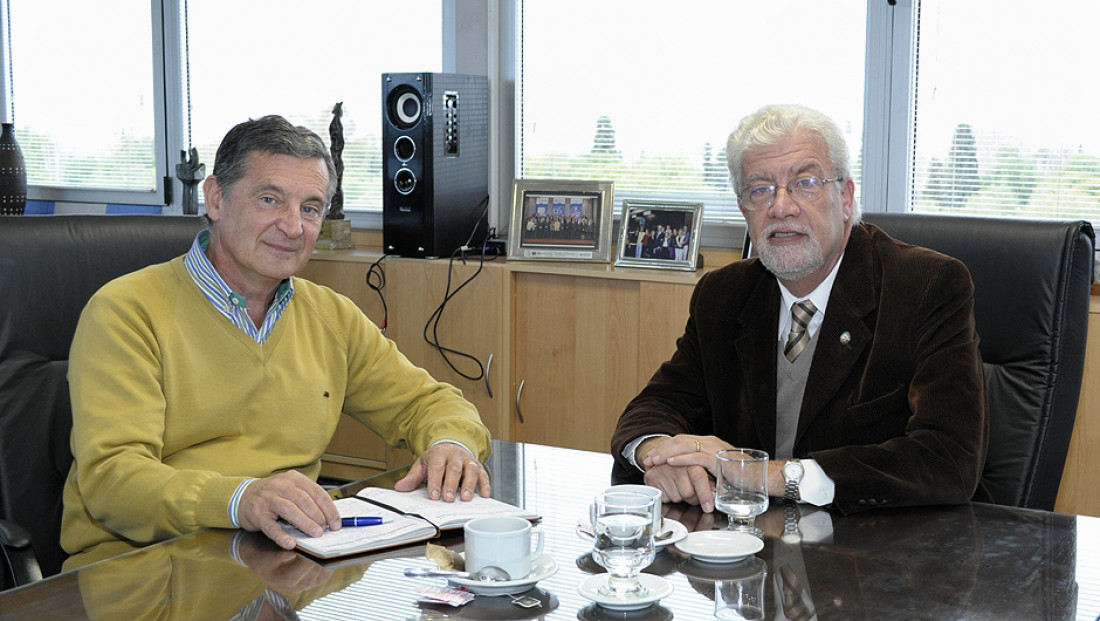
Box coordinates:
[341,516,390,527]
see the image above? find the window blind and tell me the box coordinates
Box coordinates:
[11,0,157,192]
[910,1,1100,220]
[517,0,867,222]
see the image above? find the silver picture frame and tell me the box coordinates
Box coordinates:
[614,199,703,271]
[507,179,614,263]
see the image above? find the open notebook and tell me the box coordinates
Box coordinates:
[283,487,540,559]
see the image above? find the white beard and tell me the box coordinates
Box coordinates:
[757,233,826,282]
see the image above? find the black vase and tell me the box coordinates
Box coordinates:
[0,123,27,215]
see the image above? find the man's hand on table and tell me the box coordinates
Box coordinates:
[637,435,720,513]
[644,436,792,499]
[394,442,491,502]
[238,470,341,550]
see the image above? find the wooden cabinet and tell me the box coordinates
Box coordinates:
[1055,296,1100,517]
[508,270,696,452]
[510,273,638,452]
[383,259,506,441]
[636,281,696,387]
[298,253,506,480]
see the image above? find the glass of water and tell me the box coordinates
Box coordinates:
[591,490,658,597]
[715,449,769,535]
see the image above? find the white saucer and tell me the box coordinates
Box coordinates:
[654,518,688,548]
[673,530,763,563]
[577,573,673,611]
[448,554,558,596]
[576,518,688,549]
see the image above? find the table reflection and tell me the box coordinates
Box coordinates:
[73,530,367,621]
[0,441,1092,621]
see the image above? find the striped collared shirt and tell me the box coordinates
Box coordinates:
[182,230,294,345]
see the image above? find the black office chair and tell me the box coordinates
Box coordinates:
[862,213,1094,511]
[0,214,204,590]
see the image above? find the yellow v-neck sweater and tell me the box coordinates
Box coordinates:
[61,257,489,555]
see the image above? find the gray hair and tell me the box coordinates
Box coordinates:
[209,114,337,211]
[726,104,861,223]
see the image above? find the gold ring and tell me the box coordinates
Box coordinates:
[695,440,701,453]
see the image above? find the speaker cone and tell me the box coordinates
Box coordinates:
[394,167,417,195]
[394,135,416,162]
[387,86,422,130]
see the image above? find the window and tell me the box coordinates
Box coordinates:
[517,1,867,223]
[183,0,442,211]
[5,0,443,213]
[9,0,163,204]
[910,1,1100,219]
[8,2,1098,227]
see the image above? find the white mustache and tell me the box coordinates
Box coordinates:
[761,222,811,241]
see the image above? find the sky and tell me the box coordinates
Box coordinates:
[520,1,867,162]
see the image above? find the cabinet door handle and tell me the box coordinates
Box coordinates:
[515,379,526,424]
[484,353,494,399]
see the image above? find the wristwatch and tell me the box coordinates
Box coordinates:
[782,499,802,544]
[782,459,805,502]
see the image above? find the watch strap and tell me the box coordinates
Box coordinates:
[784,477,801,502]
[783,460,803,502]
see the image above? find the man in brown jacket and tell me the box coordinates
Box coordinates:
[611,104,989,515]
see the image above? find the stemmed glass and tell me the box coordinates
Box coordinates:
[715,449,770,536]
[590,490,658,597]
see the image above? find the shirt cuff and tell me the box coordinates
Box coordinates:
[230,530,248,566]
[622,434,670,471]
[431,439,476,459]
[798,459,835,506]
[229,478,258,528]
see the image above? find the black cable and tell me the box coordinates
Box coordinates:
[366,253,390,334]
[423,196,494,382]
[461,195,492,251]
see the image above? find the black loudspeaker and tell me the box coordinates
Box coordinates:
[382,72,489,258]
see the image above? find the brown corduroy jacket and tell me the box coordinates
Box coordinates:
[610,223,991,514]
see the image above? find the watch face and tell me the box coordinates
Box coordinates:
[783,461,805,480]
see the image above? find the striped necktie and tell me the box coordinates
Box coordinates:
[784,300,818,363]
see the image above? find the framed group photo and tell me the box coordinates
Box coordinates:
[614,200,703,271]
[507,179,615,262]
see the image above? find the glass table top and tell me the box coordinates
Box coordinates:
[2,441,1098,620]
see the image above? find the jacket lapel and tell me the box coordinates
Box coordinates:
[796,225,878,443]
[734,267,781,452]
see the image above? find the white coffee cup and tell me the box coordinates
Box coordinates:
[604,484,664,534]
[464,516,544,580]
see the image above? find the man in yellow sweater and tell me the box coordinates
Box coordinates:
[61,115,491,561]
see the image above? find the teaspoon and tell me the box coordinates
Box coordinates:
[404,565,511,582]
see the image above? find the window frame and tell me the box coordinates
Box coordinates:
[0,1,927,236]
[5,0,172,207]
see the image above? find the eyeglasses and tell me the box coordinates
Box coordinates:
[738,176,841,211]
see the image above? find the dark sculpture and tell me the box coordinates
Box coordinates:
[175,147,205,216]
[327,102,345,219]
